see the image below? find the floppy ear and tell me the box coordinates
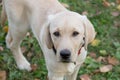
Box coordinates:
[44,15,55,49]
[82,16,96,50]
[44,23,53,49]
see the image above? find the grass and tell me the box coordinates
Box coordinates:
[0,0,120,80]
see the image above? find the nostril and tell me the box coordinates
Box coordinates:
[60,49,71,59]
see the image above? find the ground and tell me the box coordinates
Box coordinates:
[0,0,120,80]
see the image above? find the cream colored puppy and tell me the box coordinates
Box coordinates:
[2,0,95,80]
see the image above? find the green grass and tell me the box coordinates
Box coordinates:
[0,0,120,80]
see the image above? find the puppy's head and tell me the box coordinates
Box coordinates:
[45,11,96,63]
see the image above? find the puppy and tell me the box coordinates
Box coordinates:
[1,0,95,80]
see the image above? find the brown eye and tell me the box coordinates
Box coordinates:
[53,31,60,37]
[72,31,79,37]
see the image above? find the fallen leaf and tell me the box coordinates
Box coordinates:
[116,0,120,4]
[96,56,106,62]
[107,56,119,65]
[80,74,91,80]
[91,39,100,47]
[93,69,100,74]
[117,5,120,10]
[99,65,113,73]
[34,79,40,80]
[27,52,33,58]
[111,11,120,17]
[103,0,111,7]
[0,46,4,51]
[88,52,97,58]
[0,71,6,80]
[82,11,88,16]
[31,64,38,71]
[3,26,9,33]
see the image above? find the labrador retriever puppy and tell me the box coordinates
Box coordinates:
[1,0,96,80]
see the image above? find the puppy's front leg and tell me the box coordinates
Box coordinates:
[6,23,31,71]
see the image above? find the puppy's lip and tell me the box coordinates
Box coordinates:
[59,59,76,64]
[61,60,71,63]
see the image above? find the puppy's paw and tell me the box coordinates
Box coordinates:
[16,58,31,71]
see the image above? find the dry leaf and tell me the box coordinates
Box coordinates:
[34,79,40,80]
[0,46,4,51]
[82,11,88,16]
[100,65,113,73]
[111,11,120,17]
[0,71,6,80]
[117,5,120,10]
[91,39,100,47]
[27,52,33,58]
[3,26,8,33]
[103,0,111,7]
[96,56,106,62]
[107,56,119,65]
[93,69,100,74]
[116,0,120,4]
[89,52,97,58]
[80,74,91,80]
[31,64,38,71]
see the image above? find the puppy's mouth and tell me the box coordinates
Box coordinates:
[61,59,71,63]
[59,59,76,65]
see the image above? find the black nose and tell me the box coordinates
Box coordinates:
[60,49,71,59]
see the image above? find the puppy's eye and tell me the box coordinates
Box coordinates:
[72,31,79,37]
[53,31,60,37]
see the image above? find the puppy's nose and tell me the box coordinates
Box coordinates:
[60,49,71,59]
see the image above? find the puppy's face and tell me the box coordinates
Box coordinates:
[49,12,85,63]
